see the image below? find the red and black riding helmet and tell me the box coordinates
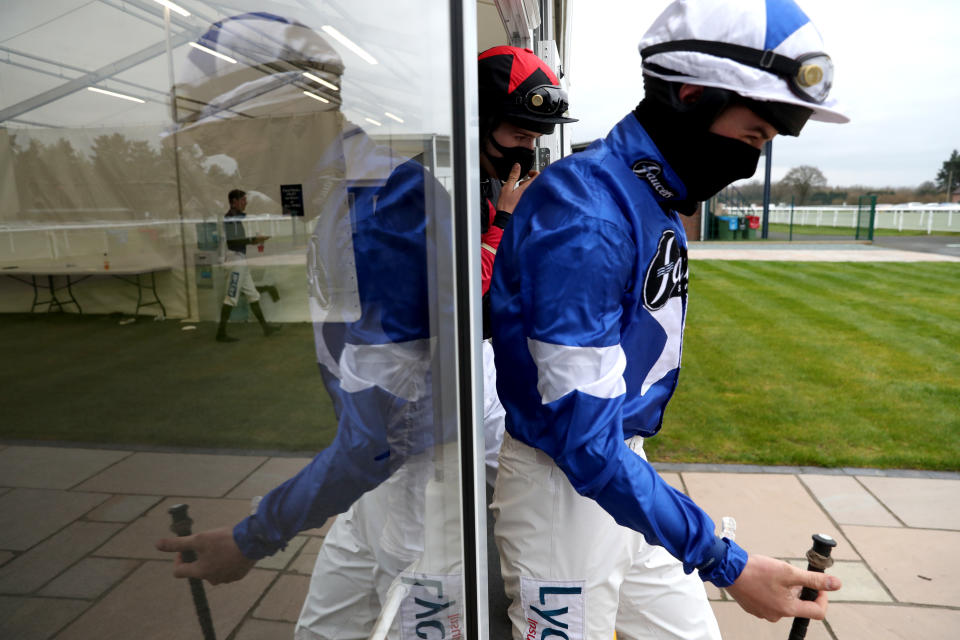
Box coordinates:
[478,46,577,135]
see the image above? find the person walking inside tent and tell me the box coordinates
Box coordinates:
[216,188,280,342]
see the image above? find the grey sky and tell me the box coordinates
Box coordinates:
[566,0,960,188]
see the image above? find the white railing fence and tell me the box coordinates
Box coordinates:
[765,205,960,234]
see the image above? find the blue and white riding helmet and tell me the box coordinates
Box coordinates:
[639,0,848,125]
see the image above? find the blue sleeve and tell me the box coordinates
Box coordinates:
[514,196,746,586]
[233,159,441,559]
[233,380,408,559]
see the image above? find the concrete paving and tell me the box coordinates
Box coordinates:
[1,242,957,639]
[871,234,960,259]
[0,443,957,639]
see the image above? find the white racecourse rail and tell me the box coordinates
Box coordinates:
[765,204,960,234]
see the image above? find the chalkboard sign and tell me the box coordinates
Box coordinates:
[281,183,304,216]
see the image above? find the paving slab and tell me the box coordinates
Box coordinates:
[681,473,857,560]
[56,561,276,640]
[254,573,310,622]
[659,472,684,494]
[290,536,325,574]
[789,560,892,603]
[85,494,162,522]
[709,601,831,639]
[856,476,960,530]
[235,619,297,639]
[256,535,308,571]
[0,595,90,640]
[75,451,267,497]
[704,582,724,601]
[226,456,312,499]
[0,521,123,594]
[38,557,140,599]
[0,446,130,489]
[0,488,109,551]
[97,497,252,561]
[800,475,901,527]
[841,525,960,607]
[3,438,958,639]
[827,603,960,640]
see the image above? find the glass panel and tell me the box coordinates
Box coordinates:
[0,1,471,638]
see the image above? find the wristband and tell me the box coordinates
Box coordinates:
[493,209,512,229]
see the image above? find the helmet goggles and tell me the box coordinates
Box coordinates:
[641,40,834,105]
[513,84,571,117]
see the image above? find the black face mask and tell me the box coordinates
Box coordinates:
[667,132,761,215]
[486,133,535,182]
[634,98,761,215]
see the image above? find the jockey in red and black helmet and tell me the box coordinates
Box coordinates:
[476,46,577,338]
[478,45,577,181]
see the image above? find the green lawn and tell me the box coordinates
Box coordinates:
[0,314,337,452]
[647,261,960,470]
[3,261,958,470]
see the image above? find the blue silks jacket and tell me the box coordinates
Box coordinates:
[490,113,748,587]
[233,149,449,560]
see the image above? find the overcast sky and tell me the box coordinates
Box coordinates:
[565,0,960,189]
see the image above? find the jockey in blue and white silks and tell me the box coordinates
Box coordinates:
[489,3,848,633]
[489,112,742,640]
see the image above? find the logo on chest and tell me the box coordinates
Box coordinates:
[643,230,688,312]
[632,159,676,199]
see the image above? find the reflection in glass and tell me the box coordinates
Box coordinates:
[1,2,467,638]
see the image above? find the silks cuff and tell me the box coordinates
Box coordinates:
[697,536,748,588]
[233,515,287,560]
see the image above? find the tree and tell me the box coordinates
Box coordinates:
[13,136,92,215]
[732,179,765,204]
[935,149,960,196]
[779,165,827,205]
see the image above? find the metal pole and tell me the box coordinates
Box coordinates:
[761,139,772,239]
[789,196,794,242]
[449,0,487,638]
[163,7,192,320]
[703,197,711,240]
[855,196,861,241]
